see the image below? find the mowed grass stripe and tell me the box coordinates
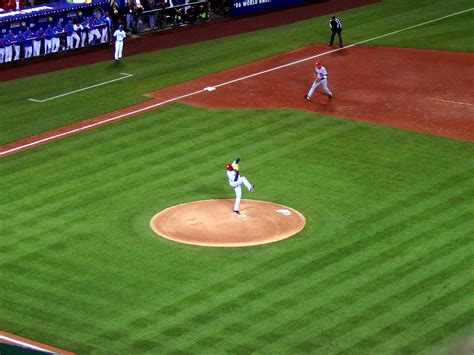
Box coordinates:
[114,198,471,349]
[74,119,361,344]
[186,219,472,352]
[2,107,307,209]
[404,308,474,354]
[0,298,94,353]
[181,206,473,350]
[371,285,474,353]
[3,111,353,230]
[333,268,473,353]
[1,105,222,186]
[1,277,107,336]
[253,236,473,353]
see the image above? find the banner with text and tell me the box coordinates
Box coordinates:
[231,0,306,16]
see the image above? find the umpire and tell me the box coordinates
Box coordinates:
[328,15,343,48]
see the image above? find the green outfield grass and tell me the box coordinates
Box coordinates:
[1,0,474,353]
[1,0,473,144]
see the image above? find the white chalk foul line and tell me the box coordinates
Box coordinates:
[211,7,474,88]
[3,7,473,157]
[0,335,53,353]
[1,89,206,156]
[28,72,133,103]
[428,98,473,106]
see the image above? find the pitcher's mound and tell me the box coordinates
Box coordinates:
[150,199,306,247]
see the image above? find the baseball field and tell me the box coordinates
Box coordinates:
[1,0,473,353]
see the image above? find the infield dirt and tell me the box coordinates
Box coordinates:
[150,199,306,247]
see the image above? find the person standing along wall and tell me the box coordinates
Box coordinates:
[33,27,43,56]
[23,27,33,58]
[328,15,343,48]
[124,0,136,33]
[13,30,23,61]
[44,24,54,54]
[80,17,90,47]
[0,36,6,64]
[4,31,14,62]
[52,22,62,52]
[100,10,113,43]
[72,19,82,48]
[89,15,102,45]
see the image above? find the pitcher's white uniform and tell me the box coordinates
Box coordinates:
[113,25,126,60]
[305,61,332,100]
[226,158,254,214]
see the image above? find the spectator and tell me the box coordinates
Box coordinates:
[124,0,136,33]
[2,0,16,11]
[198,3,208,21]
[110,2,123,31]
[33,26,43,56]
[134,0,145,33]
[155,0,166,28]
[23,26,33,58]
[145,0,157,31]
[163,0,175,27]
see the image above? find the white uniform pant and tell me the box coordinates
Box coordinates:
[45,39,52,54]
[114,40,123,60]
[52,37,60,52]
[4,46,12,62]
[13,44,20,60]
[89,29,101,44]
[33,40,41,56]
[67,33,80,49]
[81,32,88,47]
[229,176,253,212]
[101,27,108,43]
[24,45,32,58]
[0,48,4,63]
[307,78,332,98]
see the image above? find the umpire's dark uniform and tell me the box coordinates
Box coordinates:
[329,15,343,48]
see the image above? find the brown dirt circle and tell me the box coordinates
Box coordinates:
[150,199,306,247]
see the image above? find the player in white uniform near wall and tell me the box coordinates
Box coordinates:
[305,61,333,100]
[226,158,255,214]
[113,24,126,61]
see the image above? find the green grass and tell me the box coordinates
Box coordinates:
[1,0,474,353]
[0,0,473,144]
[1,105,473,353]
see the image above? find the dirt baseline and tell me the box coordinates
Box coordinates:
[150,45,474,141]
[2,45,473,157]
[150,199,306,247]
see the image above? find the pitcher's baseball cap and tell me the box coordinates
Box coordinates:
[226,163,233,170]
